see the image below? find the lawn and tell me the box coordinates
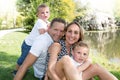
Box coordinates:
[0,31,38,80]
[0,31,120,80]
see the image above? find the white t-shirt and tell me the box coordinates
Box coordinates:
[30,32,53,78]
[25,19,49,46]
[71,56,83,79]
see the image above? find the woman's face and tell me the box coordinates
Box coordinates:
[65,24,80,45]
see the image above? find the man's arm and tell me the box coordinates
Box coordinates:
[47,43,61,80]
[14,53,37,80]
[77,58,92,73]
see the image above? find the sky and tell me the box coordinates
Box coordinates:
[0,0,16,14]
[88,0,115,11]
[77,0,115,15]
[0,0,115,16]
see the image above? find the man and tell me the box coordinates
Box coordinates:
[14,18,66,80]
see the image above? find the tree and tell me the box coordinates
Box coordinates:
[16,0,76,31]
[49,0,75,22]
[114,0,120,23]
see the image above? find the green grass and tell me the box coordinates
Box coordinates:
[0,31,120,80]
[0,31,38,80]
[90,53,120,80]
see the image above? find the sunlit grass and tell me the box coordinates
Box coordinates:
[90,53,120,79]
[0,31,37,80]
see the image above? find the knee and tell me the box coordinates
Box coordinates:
[92,63,100,67]
[61,55,72,64]
[61,55,71,62]
[90,63,103,73]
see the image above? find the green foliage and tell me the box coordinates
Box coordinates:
[16,0,76,31]
[73,0,90,27]
[49,0,76,22]
[16,15,23,27]
[114,0,120,22]
[16,0,38,31]
[74,0,90,17]
[0,18,3,29]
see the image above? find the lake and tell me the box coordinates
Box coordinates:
[84,29,120,65]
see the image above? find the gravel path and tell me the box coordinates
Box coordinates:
[0,28,25,38]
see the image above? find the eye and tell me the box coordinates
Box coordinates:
[68,30,72,33]
[83,53,87,56]
[46,11,49,13]
[41,12,44,14]
[74,31,79,34]
[77,52,81,54]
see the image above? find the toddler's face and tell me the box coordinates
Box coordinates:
[73,46,89,63]
[38,7,50,21]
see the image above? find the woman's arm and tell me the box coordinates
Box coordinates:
[44,72,49,80]
[47,42,61,80]
[77,57,92,73]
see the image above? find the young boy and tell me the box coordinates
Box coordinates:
[45,41,91,80]
[12,3,50,75]
[71,41,91,80]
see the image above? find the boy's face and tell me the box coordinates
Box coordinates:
[37,7,50,21]
[73,46,89,63]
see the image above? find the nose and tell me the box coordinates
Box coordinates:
[71,32,75,37]
[80,54,84,58]
[56,31,61,36]
[44,13,47,16]
[45,12,48,16]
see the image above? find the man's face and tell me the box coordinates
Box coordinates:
[49,22,65,42]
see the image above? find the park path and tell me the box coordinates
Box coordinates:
[0,28,24,38]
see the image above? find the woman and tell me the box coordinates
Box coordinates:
[46,21,118,80]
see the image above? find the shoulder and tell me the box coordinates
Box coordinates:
[34,33,53,45]
[50,42,61,49]
[48,42,61,54]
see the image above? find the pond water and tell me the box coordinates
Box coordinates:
[84,29,120,65]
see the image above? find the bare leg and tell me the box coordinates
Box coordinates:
[16,64,20,70]
[82,63,118,80]
[55,55,81,80]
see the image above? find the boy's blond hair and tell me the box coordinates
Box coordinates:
[73,41,89,51]
[36,4,49,16]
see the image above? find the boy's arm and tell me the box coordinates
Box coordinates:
[47,43,61,80]
[77,57,92,73]
[39,28,47,34]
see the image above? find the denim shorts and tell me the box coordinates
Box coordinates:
[17,40,31,65]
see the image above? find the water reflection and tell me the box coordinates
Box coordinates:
[84,29,120,64]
